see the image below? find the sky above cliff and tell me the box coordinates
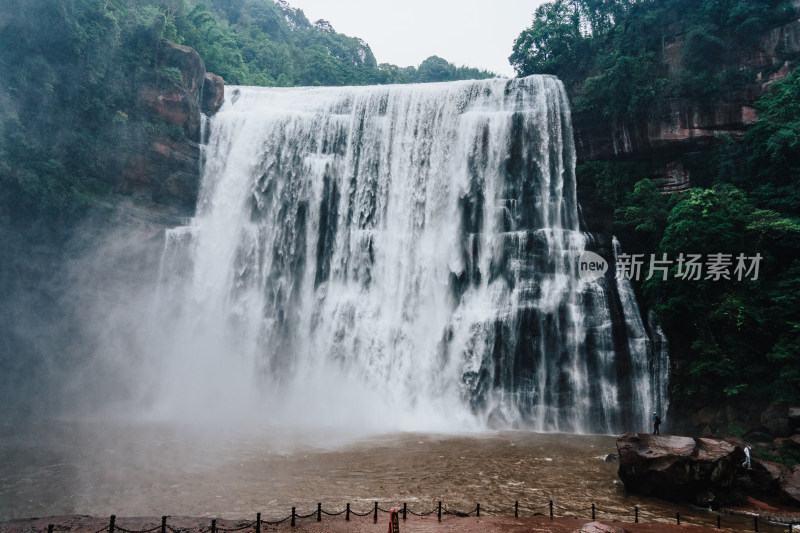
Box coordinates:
[287,0,548,77]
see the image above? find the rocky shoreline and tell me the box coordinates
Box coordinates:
[616,434,800,509]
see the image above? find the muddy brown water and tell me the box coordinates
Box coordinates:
[0,422,794,530]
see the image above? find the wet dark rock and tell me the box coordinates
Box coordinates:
[616,433,744,506]
[201,72,225,115]
[779,465,800,506]
[744,429,775,443]
[748,459,790,494]
[788,408,800,434]
[604,454,618,463]
[761,404,792,438]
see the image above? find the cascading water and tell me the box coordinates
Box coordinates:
[154,76,668,434]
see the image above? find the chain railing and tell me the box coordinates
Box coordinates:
[36,500,800,533]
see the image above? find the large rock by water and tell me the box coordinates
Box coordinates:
[780,465,800,506]
[616,433,745,506]
[747,459,791,495]
[201,72,225,115]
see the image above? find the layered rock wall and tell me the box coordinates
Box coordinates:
[116,39,224,221]
[574,16,800,191]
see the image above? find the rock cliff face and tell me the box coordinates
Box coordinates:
[574,15,800,192]
[116,39,224,221]
[617,433,800,507]
[617,433,744,506]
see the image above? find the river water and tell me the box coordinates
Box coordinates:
[0,422,743,526]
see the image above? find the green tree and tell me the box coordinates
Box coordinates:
[416,56,455,83]
[510,1,585,85]
[615,178,670,252]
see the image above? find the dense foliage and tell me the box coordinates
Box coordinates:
[512,0,796,121]
[177,0,495,86]
[518,0,800,408]
[0,0,494,226]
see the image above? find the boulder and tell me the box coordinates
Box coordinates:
[789,408,800,434]
[773,435,800,453]
[577,522,630,533]
[748,459,790,494]
[138,40,219,140]
[779,465,800,506]
[744,428,775,443]
[617,433,745,506]
[158,39,206,94]
[201,72,225,116]
[761,404,792,438]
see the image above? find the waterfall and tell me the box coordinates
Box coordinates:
[154,76,668,434]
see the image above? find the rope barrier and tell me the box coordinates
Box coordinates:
[320,508,347,516]
[442,505,477,517]
[405,506,438,516]
[42,501,800,533]
[259,516,292,526]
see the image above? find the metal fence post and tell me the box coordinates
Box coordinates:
[549,501,553,518]
[677,512,680,525]
[515,501,519,518]
[211,519,216,533]
[161,516,167,533]
[438,501,442,521]
[592,503,595,520]
[346,503,350,521]
[255,513,260,533]
[110,515,116,533]
[403,502,407,520]
[635,506,639,523]
[291,507,295,528]
[476,503,480,517]
[374,502,378,523]
[317,503,321,522]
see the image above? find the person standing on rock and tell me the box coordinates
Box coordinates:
[743,445,751,469]
[653,412,661,434]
